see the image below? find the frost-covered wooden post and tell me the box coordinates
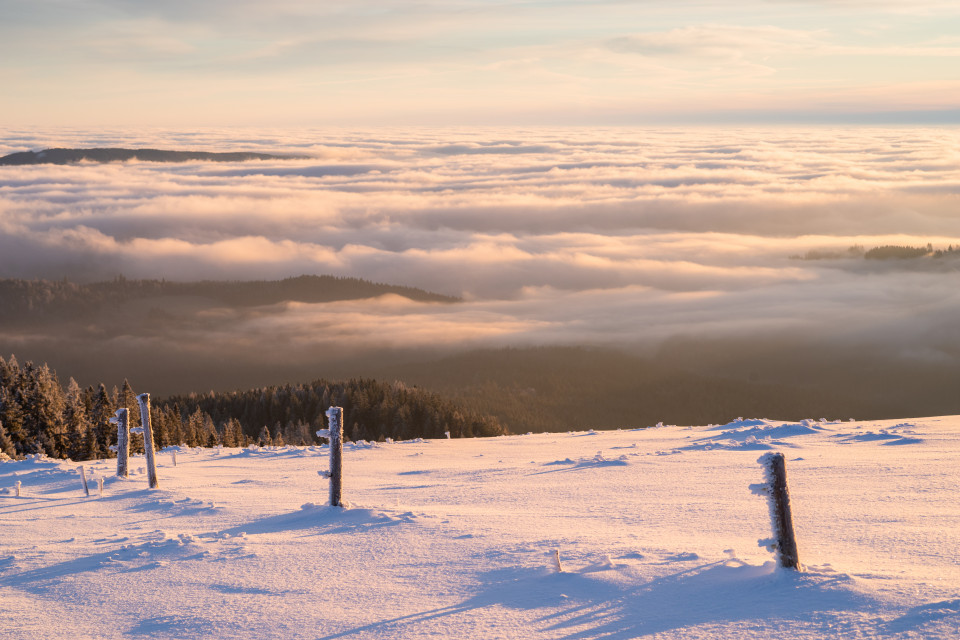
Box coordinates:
[110,408,130,478]
[136,393,159,489]
[752,452,801,570]
[15,481,21,497]
[79,467,90,497]
[318,406,344,507]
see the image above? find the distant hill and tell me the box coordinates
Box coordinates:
[0,275,459,327]
[0,148,309,165]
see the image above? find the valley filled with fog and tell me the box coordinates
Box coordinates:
[2,127,960,426]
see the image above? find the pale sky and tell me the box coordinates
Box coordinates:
[2,0,960,127]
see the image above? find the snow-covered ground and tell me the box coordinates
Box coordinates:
[2,417,958,639]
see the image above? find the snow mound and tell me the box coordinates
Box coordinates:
[832,428,925,446]
[540,453,630,470]
[686,421,825,451]
[217,505,407,538]
[707,418,772,431]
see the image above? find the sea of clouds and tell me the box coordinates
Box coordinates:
[2,126,960,362]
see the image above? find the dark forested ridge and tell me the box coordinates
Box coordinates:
[0,354,504,461]
[375,345,960,433]
[0,148,309,165]
[0,275,458,326]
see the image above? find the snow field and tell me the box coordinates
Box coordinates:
[1,417,959,639]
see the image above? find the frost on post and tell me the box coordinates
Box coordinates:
[322,406,344,507]
[136,393,159,489]
[110,408,130,478]
[753,452,801,570]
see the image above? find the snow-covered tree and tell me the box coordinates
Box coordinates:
[0,418,16,458]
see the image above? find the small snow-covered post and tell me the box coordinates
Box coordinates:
[111,408,130,478]
[136,393,159,489]
[15,481,21,497]
[753,452,801,570]
[319,406,344,507]
[171,451,177,467]
[79,467,90,497]
[98,477,104,497]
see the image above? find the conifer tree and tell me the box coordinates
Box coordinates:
[231,419,246,447]
[186,408,205,447]
[220,419,237,448]
[0,386,25,454]
[21,363,66,457]
[169,404,185,446]
[90,384,115,458]
[203,413,218,447]
[151,405,167,450]
[62,378,89,460]
[0,419,16,458]
[257,425,272,446]
[118,379,143,453]
[273,422,285,447]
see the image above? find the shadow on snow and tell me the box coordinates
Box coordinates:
[315,560,887,639]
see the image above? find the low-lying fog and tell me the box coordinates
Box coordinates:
[2,127,960,409]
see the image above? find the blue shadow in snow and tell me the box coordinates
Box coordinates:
[218,505,404,537]
[315,560,888,640]
[886,599,960,633]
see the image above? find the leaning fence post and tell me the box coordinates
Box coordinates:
[319,406,344,507]
[79,467,90,497]
[111,408,130,478]
[136,393,159,489]
[752,452,801,570]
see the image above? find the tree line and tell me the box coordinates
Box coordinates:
[0,354,504,461]
[794,243,960,261]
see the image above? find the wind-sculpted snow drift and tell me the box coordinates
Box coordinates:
[1,416,958,638]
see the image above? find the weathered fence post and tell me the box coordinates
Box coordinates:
[136,393,159,489]
[111,408,130,478]
[15,480,21,497]
[79,467,90,497]
[320,406,344,507]
[171,451,177,467]
[753,452,801,570]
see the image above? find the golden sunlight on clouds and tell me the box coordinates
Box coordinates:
[3,126,960,361]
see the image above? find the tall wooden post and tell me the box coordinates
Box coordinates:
[325,406,344,507]
[756,452,801,570]
[136,393,159,489]
[113,408,130,478]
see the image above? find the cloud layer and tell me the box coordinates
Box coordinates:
[3,126,960,388]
